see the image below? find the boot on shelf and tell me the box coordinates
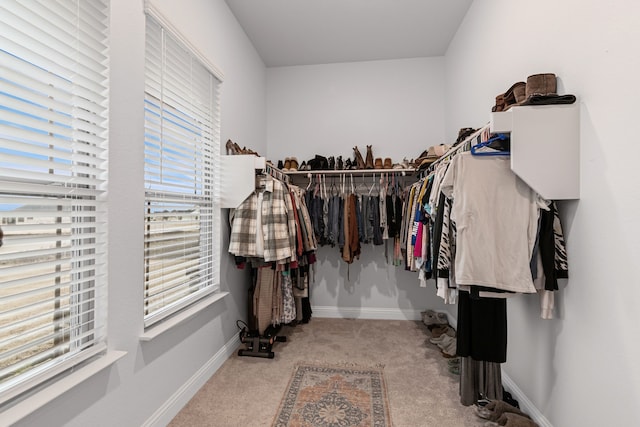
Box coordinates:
[365,145,374,169]
[336,156,343,170]
[353,146,366,170]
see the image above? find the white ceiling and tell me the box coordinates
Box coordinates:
[224,0,473,67]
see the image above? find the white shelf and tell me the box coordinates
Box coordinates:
[490,104,580,200]
[218,155,265,208]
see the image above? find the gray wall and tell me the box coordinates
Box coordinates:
[444,1,640,426]
[14,0,265,425]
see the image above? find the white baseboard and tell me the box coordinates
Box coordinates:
[142,333,240,427]
[311,305,422,321]
[501,373,553,427]
[446,314,552,427]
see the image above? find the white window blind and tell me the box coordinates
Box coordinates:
[0,0,109,402]
[143,13,221,328]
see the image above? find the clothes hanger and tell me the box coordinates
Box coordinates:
[322,174,328,199]
[470,133,510,156]
[330,176,339,196]
[306,173,313,191]
[369,173,378,196]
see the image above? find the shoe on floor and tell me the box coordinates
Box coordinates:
[421,310,448,326]
[440,339,457,357]
[430,324,455,338]
[429,334,453,345]
[447,357,460,366]
[483,412,539,427]
[476,400,531,422]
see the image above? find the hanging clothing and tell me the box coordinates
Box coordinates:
[229,177,297,263]
[456,290,507,364]
[439,152,548,294]
[459,358,503,407]
[280,272,296,324]
[342,193,361,263]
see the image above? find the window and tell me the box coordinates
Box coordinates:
[0,0,109,402]
[143,11,222,328]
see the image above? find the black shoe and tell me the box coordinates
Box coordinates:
[277,160,284,169]
[314,154,329,170]
[328,156,335,170]
[345,158,353,170]
[336,156,343,170]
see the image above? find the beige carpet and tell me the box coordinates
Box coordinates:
[169,318,484,427]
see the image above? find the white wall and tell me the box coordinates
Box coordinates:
[13,0,265,425]
[267,58,448,318]
[445,1,640,426]
[267,58,446,164]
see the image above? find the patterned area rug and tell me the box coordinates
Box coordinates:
[272,363,391,427]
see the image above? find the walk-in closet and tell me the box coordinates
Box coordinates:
[1,1,638,427]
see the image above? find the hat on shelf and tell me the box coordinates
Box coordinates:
[416,144,451,170]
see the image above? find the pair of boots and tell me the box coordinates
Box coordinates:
[353,145,374,169]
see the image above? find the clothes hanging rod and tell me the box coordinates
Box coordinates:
[284,168,415,176]
[425,123,491,173]
[263,162,290,184]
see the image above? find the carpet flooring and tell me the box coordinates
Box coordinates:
[169,318,484,427]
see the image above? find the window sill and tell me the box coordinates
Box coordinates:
[139,291,229,342]
[2,350,127,426]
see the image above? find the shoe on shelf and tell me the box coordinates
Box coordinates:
[289,157,299,171]
[225,139,238,155]
[374,158,383,169]
[365,145,374,169]
[314,154,329,170]
[283,157,291,171]
[277,159,284,169]
[328,156,335,170]
[353,146,366,169]
[298,161,307,171]
[344,158,353,170]
[384,158,392,169]
[336,155,343,170]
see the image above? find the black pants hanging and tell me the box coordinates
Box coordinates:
[456,289,507,364]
